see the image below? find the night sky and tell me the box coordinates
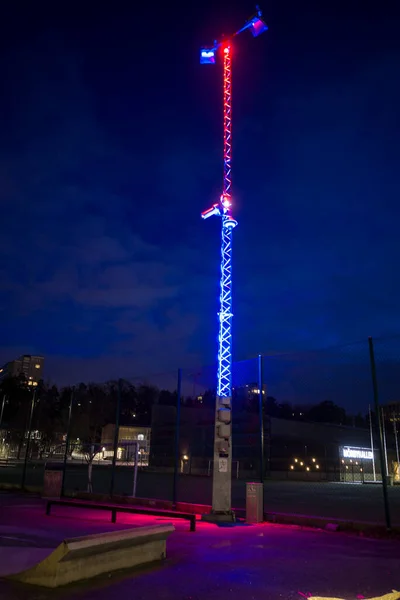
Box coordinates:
[0,1,399,386]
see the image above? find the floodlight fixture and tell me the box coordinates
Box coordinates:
[247,14,268,37]
[201,204,221,220]
[235,6,268,38]
[246,7,268,37]
[200,47,216,64]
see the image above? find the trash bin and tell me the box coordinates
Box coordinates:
[43,462,64,498]
[246,482,264,523]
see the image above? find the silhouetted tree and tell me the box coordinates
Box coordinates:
[306,400,346,425]
[265,396,279,417]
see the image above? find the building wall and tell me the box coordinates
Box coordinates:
[101,424,151,464]
[0,355,44,386]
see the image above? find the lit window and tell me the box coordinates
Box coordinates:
[28,381,32,386]
[32,382,38,387]
[35,364,40,369]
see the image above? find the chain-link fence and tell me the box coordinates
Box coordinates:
[0,336,399,526]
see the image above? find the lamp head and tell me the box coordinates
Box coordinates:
[246,5,268,37]
[247,15,268,37]
[200,47,216,64]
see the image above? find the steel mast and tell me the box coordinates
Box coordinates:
[200,7,268,521]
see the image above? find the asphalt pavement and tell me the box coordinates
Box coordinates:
[0,492,399,600]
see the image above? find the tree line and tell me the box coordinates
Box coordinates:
[0,375,368,458]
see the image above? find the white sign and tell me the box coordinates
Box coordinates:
[341,446,373,460]
[218,458,228,473]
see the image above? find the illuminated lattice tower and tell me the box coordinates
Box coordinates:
[200,8,268,520]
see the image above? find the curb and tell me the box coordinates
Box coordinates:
[263,511,400,537]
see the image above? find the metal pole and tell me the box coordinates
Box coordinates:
[61,388,74,497]
[172,368,182,507]
[0,395,6,431]
[393,413,399,483]
[258,355,264,484]
[368,336,391,530]
[369,404,376,482]
[109,379,121,498]
[381,408,389,476]
[0,395,5,459]
[21,390,36,489]
[133,441,138,497]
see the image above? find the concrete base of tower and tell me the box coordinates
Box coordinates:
[201,510,236,524]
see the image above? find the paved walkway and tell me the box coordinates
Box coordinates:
[0,493,399,600]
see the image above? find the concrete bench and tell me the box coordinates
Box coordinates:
[9,524,174,588]
[46,499,196,532]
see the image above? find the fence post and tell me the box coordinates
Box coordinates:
[393,412,400,480]
[109,379,122,498]
[258,355,264,484]
[172,368,182,508]
[381,408,389,475]
[368,336,391,530]
[61,388,74,497]
[0,395,6,431]
[368,404,377,482]
[21,390,36,490]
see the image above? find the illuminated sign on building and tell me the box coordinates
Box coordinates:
[340,446,373,460]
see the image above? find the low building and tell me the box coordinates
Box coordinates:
[150,404,392,482]
[101,425,151,465]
